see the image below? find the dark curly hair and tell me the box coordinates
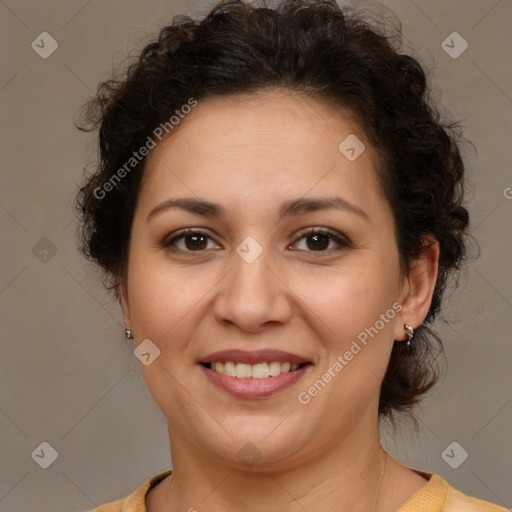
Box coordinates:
[74,0,474,429]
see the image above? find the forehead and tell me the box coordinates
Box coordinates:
[139,89,387,217]
[148,89,365,156]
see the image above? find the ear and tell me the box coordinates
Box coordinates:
[119,282,132,331]
[394,235,440,342]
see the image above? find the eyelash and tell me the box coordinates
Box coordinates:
[162,227,351,256]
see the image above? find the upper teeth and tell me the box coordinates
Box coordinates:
[210,361,301,379]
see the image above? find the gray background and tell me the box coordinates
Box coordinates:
[1,0,511,511]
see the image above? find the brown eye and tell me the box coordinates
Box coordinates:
[162,227,350,256]
[163,229,221,253]
[291,228,351,254]
[305,233,330,251]
[182,233,208,250]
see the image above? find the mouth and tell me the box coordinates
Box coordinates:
[198,350,313,399]
[198,349,313,399]
[201,361,310,379]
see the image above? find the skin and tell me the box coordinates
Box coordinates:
[119,89,439,512]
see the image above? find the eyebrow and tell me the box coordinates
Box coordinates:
[146,196,370,224]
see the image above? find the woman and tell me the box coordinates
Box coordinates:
[74,0,507,511]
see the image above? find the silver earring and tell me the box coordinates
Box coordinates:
[404,324,414,346]
[125,329,134,340]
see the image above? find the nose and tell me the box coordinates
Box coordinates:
[212,238,292,333]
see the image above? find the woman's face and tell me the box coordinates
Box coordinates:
[121,90,414,470]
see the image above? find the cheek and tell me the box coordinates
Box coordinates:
[294,260,397,341]
[297,267,398,416]
[126,253,206,346]
[127,259,208,414]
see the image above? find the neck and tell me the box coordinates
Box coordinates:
[148,418,395,512]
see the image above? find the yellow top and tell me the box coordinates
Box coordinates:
[90,469,508,512]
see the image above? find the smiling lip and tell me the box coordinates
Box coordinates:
[200,363,310,399]
[198,349,312,399]
[199,349,310,365]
